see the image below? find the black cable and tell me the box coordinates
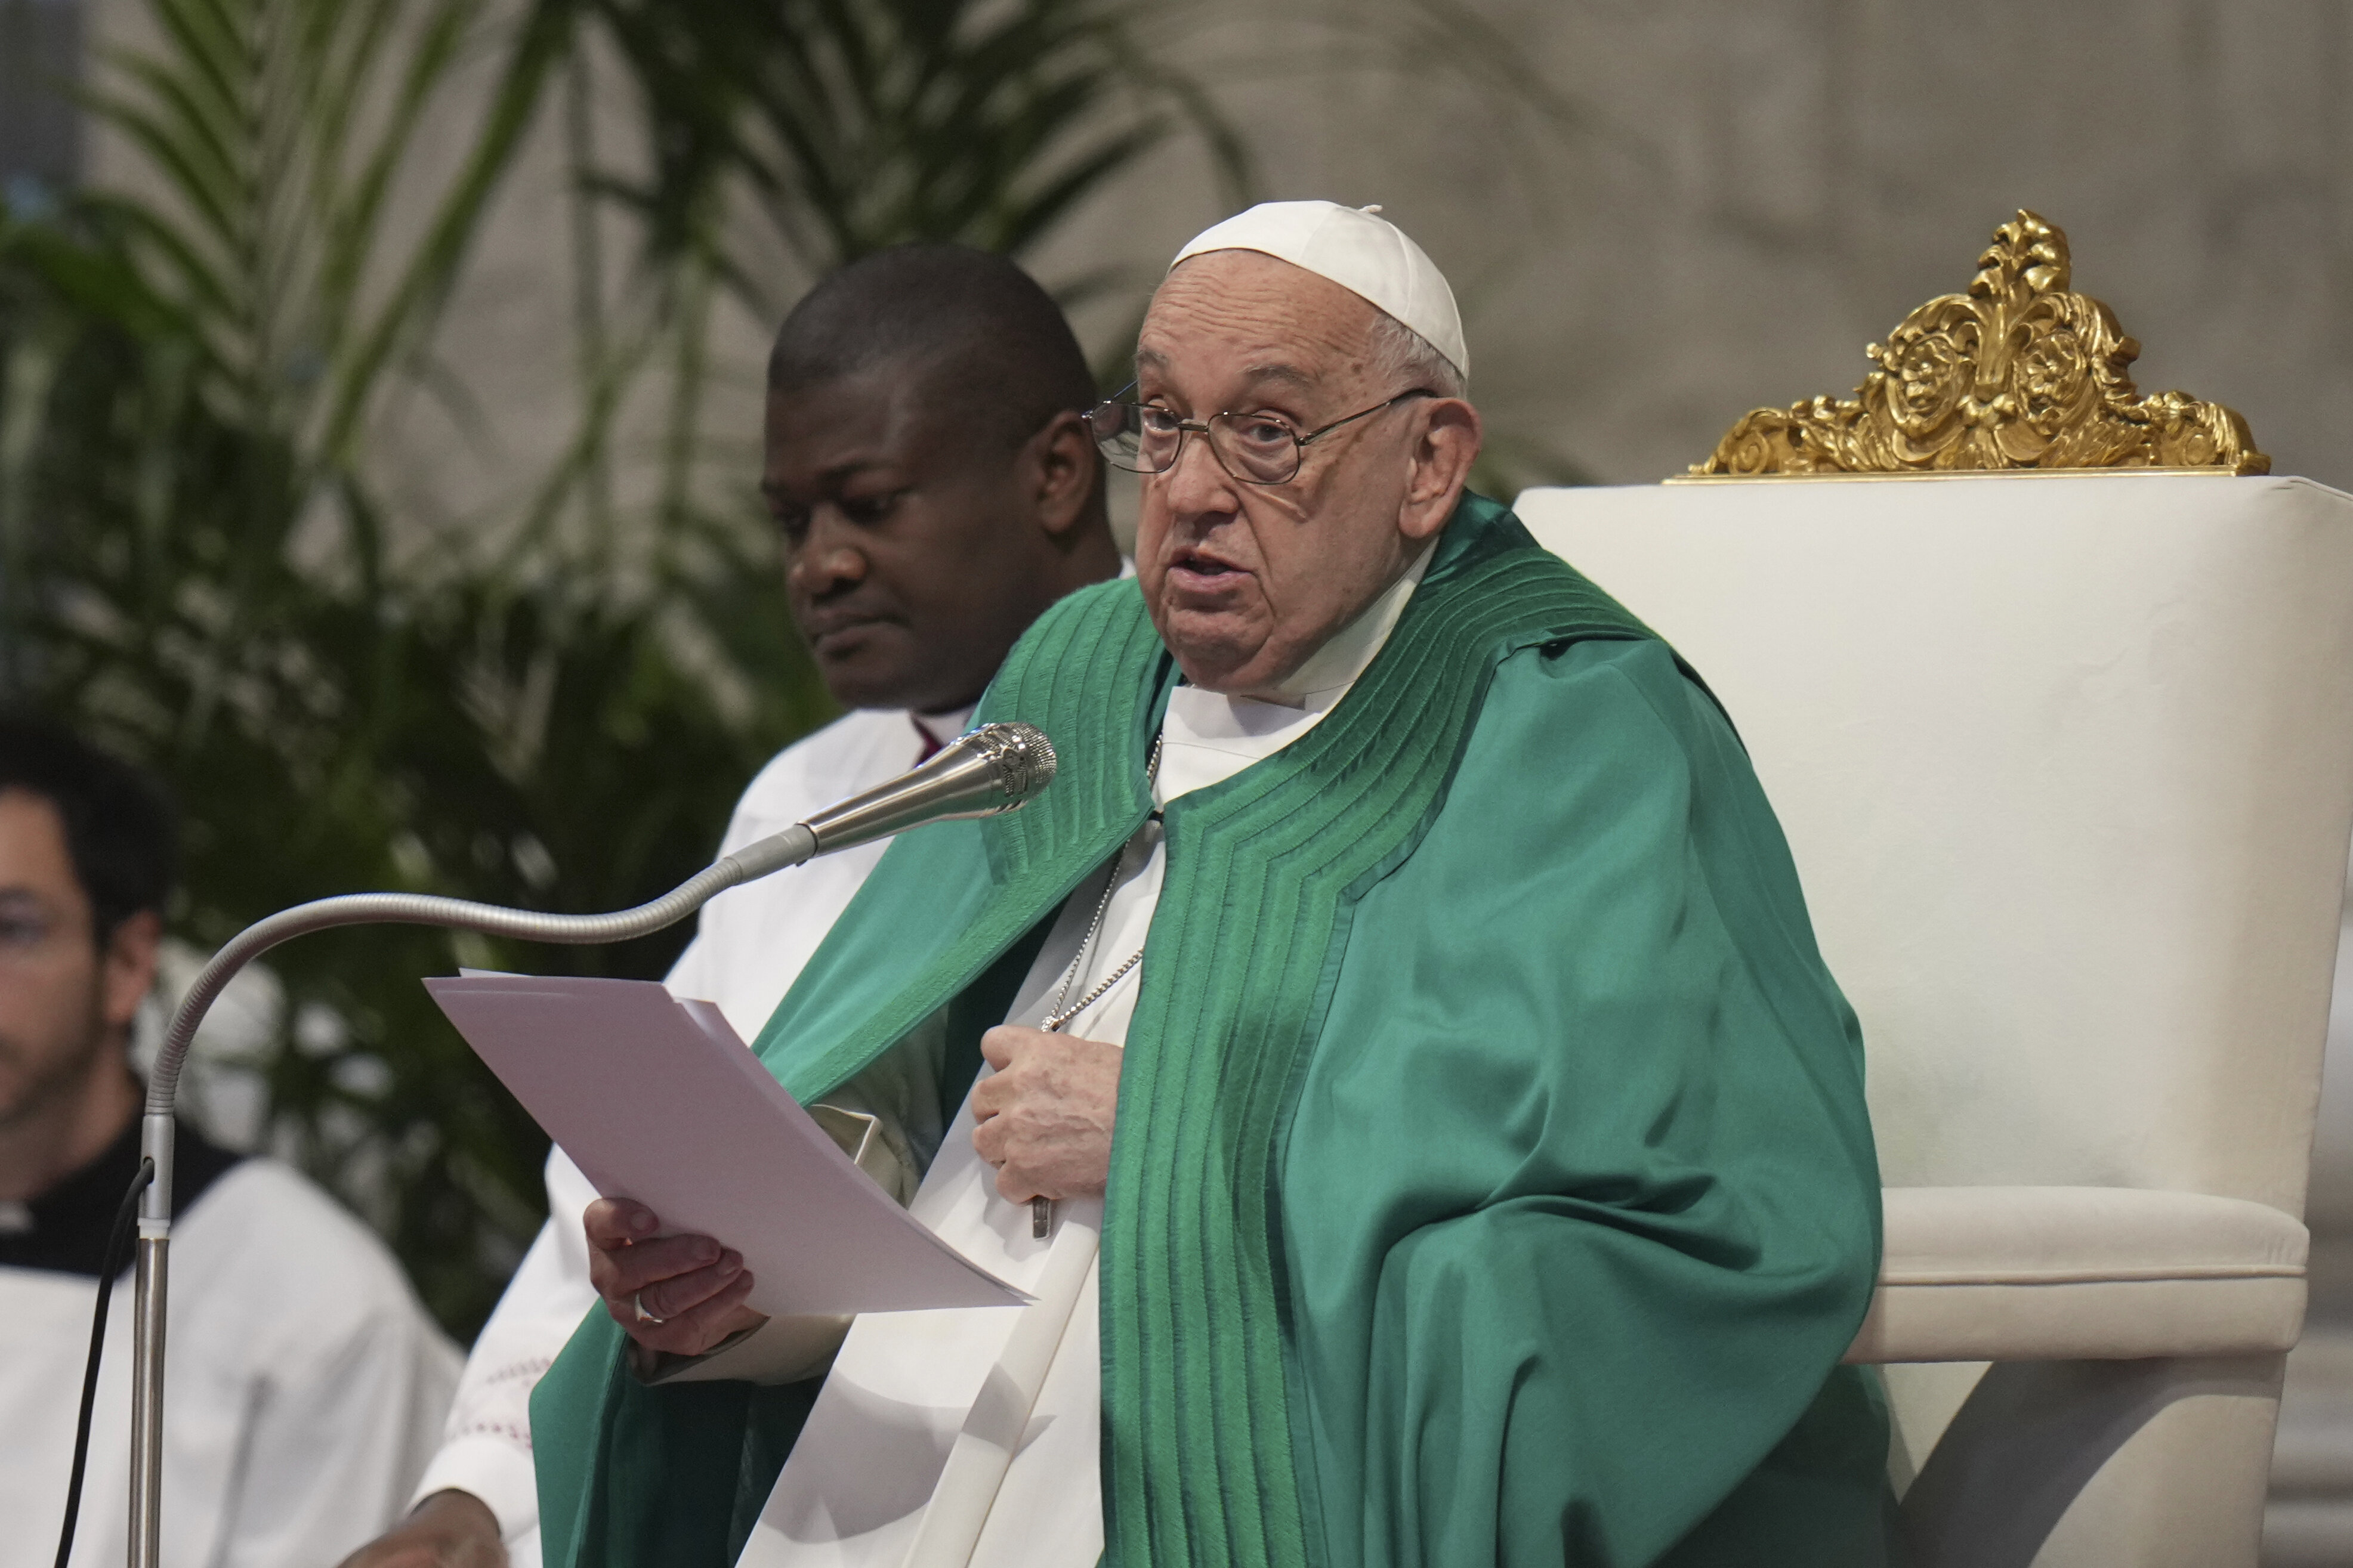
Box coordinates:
[53,1155,153,1568]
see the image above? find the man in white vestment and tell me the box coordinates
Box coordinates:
[347,245,1122,1568]
[0,718,461,1568]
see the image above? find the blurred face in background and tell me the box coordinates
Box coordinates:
[0,789,156,1132]
[763,362,1099,715]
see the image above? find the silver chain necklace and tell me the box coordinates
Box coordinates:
[1029,737,1160,1238]
[1041,735,1162,1034]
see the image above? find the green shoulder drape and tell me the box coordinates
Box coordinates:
[530,493,1892,1567]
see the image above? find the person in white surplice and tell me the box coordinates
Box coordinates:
[0,719,459,1568]
[345,245,1122,1568]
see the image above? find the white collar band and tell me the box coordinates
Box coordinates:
[1266,537,1438,706]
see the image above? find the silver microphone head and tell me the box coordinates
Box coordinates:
[798,720,1061,855]
[962,720,1058,805]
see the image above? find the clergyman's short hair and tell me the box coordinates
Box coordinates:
[0,715,178,943]
[767,244,1098,450]
[1365,310,1468,401]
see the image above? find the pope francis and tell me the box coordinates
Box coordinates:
[532,202,1891,1568]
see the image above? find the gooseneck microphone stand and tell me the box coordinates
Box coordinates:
[114,721,1054,1568]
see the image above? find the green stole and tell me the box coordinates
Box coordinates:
[530,492,1668,1567]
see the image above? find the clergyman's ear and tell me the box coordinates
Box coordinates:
[1401,397,1481,542]
[1028,410,1098,539]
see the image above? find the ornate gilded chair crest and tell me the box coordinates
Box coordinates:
[1687,210,2267,478]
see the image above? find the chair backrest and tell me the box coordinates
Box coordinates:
[1516,474,2353,1218]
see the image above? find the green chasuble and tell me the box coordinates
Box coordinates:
[529,493,1893,1567]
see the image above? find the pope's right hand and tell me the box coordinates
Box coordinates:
[585,1198,765,1357]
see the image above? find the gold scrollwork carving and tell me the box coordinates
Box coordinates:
[1688,211,2268,478]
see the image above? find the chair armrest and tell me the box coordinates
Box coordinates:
[1843,1186,2307,1363]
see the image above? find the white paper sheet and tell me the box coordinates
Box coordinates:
[425,974,1024,1317]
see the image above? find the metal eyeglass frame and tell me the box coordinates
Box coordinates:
[1086,387,1434,485]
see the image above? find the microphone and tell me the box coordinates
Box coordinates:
[98,720,1058,1568]
[790,718,1057,861]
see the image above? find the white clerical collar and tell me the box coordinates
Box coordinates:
[1262,537,1437,706]
[1156,685,1322,802]
[1155,538,1436,805]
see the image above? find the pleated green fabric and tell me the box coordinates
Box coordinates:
[1094,502,1678,1567]
[529,491,1890,1568]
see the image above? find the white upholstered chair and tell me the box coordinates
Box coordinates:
[1518,471,2353,1567]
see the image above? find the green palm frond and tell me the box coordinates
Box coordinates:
[585,0,1254,297]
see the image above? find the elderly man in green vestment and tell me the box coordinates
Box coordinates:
[530,200,1891,1568]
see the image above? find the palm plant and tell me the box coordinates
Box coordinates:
[538,0,1258,570]
[592,0,1249,284]
[0,0,828,1331]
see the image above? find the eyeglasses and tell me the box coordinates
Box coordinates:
[1084,388,1433,486]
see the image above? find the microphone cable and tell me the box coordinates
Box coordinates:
[54,1155,155,1568]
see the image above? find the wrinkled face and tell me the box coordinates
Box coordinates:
[1134,251,1449,697]
[0,791,147,1131]
[764,366,1068,714]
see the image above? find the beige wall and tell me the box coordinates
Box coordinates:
[84,0,2351,532]
[1040,0,2353,491]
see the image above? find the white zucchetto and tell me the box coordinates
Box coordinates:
[1169,200,1468,382]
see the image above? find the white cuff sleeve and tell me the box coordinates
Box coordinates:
[405,1149,603,1541]
[410,1432,542,1542]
